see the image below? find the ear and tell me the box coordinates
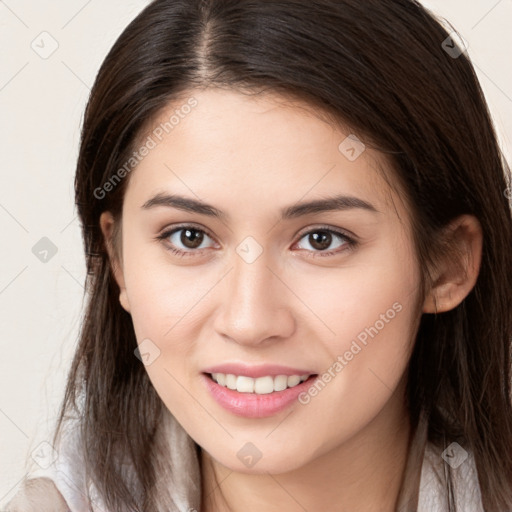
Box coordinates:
[99,211,131,314]
[422,214,483,314]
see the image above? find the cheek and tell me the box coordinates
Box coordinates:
[122,255,199,413]
[294,297,416,454]
[121,238,205,343]
[292,238,420,433]
[295,232,420,356]
[297,267,417,401]
[121,243,216,410]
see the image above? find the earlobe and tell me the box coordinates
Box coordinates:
[422,215,483,314]
[119,289,131,313]
[99,211,131,314]
[422,283,456,314]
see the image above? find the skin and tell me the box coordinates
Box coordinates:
[100,88,482,512]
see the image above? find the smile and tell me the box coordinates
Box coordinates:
[209,372,311,394]
[201,372,319,418]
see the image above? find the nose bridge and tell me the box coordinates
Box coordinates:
[214,240,294,345]
[230,243,276,313]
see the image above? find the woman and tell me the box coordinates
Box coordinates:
[5,0,512,511]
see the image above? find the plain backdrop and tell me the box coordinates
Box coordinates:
[0,0,511,505]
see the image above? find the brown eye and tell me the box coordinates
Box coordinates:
[296,228,354,255]
[308,231,333,251]
[157,226,216,255]
[179,228,205,249]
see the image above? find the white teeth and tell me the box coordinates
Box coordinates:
[254,376,274,394]
[274,375,288,391]
[225,374,237,390]
[287,375,301,387]
[236,376,255,393]
[210,373,312,394]
[214,373,226,386]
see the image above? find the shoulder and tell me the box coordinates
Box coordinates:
[2,477,70,512]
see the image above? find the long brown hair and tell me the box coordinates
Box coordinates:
[51,0,512,510]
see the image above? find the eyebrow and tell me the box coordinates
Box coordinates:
[141,192,380,220]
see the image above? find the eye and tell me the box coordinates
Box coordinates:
[156,224,357,258]
[156,225,217,257]
[293,226,356,257]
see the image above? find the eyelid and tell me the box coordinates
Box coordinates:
[294,223,357,242]
[158,222,218,243]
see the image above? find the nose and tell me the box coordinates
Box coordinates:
[212,248,296,346]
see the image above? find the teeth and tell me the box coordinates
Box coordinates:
[225,374,237,390]
[210,373,311,394]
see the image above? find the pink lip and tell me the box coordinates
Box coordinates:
[202,362,314,378]
[200,373,319,418]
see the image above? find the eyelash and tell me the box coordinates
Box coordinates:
[155,224,357,259]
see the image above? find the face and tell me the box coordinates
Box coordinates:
[102,88,423,474]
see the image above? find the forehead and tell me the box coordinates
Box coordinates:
[124,88,404,218]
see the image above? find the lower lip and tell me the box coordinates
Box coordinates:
[201,373,319,418]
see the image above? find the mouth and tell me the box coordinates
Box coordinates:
[201,372,319,418]
[205,372,316,394]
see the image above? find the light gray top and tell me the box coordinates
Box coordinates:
[8,408,485,512]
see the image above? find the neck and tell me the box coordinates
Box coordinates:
[200,391,414,512]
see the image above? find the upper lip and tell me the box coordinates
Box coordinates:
[202,362,316,379]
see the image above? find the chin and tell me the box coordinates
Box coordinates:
[207,446,310,475]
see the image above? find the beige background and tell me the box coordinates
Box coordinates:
[0,0,511,504]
